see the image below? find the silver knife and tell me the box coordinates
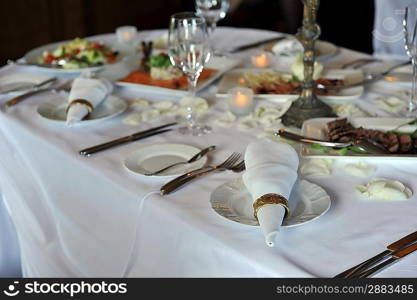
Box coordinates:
[334,230,417,278]
[357,242,417,278]
[229,36,286,53]
[0,77,57,94]
[79,122,177,156]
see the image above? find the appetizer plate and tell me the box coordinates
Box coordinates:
[0,73,53,94]
[116,55,241,96]
[216,68,364,103]
[301,117,417,159]
[37,94,127,125]
[23,39,128,73]
[210,178,331,227]
[124,143,207,177]
[269,38,338,62]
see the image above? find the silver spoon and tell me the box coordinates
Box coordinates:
[145,145,216,176]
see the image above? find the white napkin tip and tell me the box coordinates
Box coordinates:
[265,231,279,247]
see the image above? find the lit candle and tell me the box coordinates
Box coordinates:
[251,52,272,68]
[228,87,254,116]
[116,26,138,44]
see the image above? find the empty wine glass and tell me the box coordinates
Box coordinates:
[195,0,230,34]
[403,7,417,116]
[168,12,212,136]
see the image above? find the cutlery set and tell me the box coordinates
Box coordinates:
[78,121,244,194]
[335,230,417,278]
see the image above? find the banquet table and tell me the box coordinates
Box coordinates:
[0,27,417,278]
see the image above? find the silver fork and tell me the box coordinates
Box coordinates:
[160,152,242,195]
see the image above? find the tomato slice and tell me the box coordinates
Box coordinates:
[44,53,55,63]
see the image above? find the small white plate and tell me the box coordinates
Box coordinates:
[216,68,364,103]
[0,73,53,93]
[271,39,338,62]
[116,55,241,96]
[23,39,128,74]
[301,117,417,160]
[37,94,127,125]
[124,143,208,177]
[210,178,331,227]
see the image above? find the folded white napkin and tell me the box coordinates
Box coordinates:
[242,140,299,247]
[66,78,113,126]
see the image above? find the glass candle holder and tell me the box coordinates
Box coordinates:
[228,87,254,116]
[251,51,273,68]
[116,26,138,45]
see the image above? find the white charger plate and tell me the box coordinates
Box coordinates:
[210,178,331,227]
[216,68,364,104]
[23,39,128,74]
[0,73,53,93]
[37,94,127,125]
[116,55,241,96]
[124,143,208,177]
[301,117,417,160]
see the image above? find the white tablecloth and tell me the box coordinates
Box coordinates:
[0,27,416,277]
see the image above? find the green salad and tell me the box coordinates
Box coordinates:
[39,38,118,69]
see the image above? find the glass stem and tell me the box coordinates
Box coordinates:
[208,22,217,35]
[411,62,417,114]
[186,74,199,127]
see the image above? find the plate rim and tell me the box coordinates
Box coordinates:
[123,143,208,177]
[209,177,331,227]
[37,94,127,125]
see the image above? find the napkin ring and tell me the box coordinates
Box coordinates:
[66,99,94,114]
[253,193,289,221]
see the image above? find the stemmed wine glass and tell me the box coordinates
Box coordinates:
[195,0,230,34]
[403,7,417,116]
[168,12,212,136]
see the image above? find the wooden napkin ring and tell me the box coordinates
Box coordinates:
[253,193,289,221]
[66,99,94,115]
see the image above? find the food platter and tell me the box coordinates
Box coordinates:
[217,68,364,103]
[23,38,128,73]
[116,55,241,96]
[301,117,417,160]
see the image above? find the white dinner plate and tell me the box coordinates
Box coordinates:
[210,178,331,227]
[0,73,53,93]
[37,94,127,125]
[271,38,338,62]
[124,143,208,177]
[116,55,241,96]
[23,39,128,74]
[216,68,364,104]
[301,117,417,160]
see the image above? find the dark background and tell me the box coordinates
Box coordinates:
[0,0,375,65]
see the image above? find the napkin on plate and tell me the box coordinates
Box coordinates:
[66,77,113,126]
[242,140,299,247]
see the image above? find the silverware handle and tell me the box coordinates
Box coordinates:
[276,129,350,148]
[230,36,286,53]
[148,161,186,176]
[356,257,397,278]
[160,167,215,195]
[5,87,52,107]
[79,129,172,156]
[333,250,391,278]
